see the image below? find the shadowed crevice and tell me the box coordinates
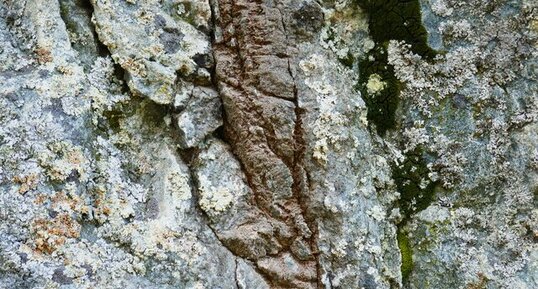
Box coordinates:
[59,0,109,71]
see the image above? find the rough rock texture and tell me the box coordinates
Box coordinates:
[0,0,536,288]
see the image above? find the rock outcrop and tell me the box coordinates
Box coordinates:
[0,0,536,288]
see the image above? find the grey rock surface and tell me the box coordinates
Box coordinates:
[0,0,536,288]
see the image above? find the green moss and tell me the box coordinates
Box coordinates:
[392,147,438,282]
[354,0,437,136]
[357,46,401,135]
[351,1,440,280]
[102,109,124,132]
[99,97,168,137]
[356,0,437,58]
[140,100,169,126]
[397,228,414,281]
[393,149,438,219]
[339,51,356,68]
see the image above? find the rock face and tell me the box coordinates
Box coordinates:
[0,0,536,288]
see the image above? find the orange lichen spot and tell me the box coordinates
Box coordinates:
[66,149,84,166]
[121,57,147,77]
[100,206,111,216]
[51,191,67,204]
[466,273,488,289]
[31,214,80,254]
[35,48,53,64]
[34,193,47,205]
[13,173,39,195]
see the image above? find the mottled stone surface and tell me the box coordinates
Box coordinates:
[0,0,536,288]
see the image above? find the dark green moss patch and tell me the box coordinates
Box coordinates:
[357,46,401,136]
[356,0,437,58]
[100,97,168,135]
[140,100,170,126]
[393,148,438,220]
[355,0,437,136]
[102,109,124,132]
[393,148,438,282]
[339,51,356,69]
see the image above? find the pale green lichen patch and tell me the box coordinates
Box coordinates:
[198,184,234,214]
[366,73,387,95]
[37,140,89,182]
[193,139,251,218]
[299,53,367,165]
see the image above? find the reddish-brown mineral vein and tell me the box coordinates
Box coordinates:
[212,0,318,287]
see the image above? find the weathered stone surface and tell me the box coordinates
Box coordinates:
[175,86,222,148]
[0,1,256,288]
[1,0,536,288]
[388,1,538,288]
[91,0,213,104]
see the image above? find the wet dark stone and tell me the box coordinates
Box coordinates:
[145,196,160,219]
[48,210,59,218]
[192,53,212,69]
[159,30,184,54]
[361,273,378,289]
[17,252,28,263]
[66,169,80,183]
[292,1,324,38]
[38,69,49,78]
[452,94,468,109]
[52,267,73,285]
[81,264,94,277]
[154,14,167,28]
